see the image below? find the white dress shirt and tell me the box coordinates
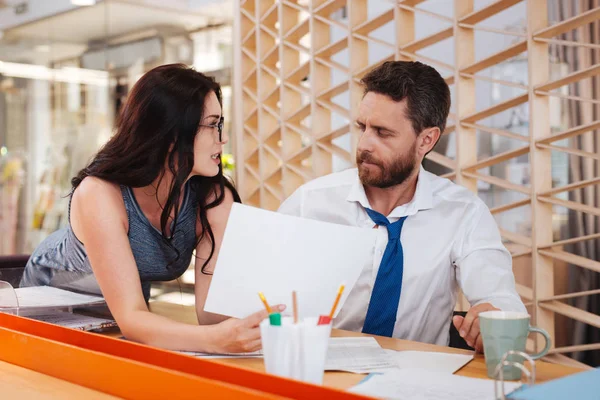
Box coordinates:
[278,166,526,346]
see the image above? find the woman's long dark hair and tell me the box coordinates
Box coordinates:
[72,63,240,273]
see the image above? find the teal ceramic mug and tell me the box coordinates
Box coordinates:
[479,311,551,380]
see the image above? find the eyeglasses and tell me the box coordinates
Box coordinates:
[199,116,224,142]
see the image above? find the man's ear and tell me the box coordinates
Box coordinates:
[418,127,441,157]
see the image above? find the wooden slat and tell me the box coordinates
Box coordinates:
[540,176,600,196]
[539,232,600,249]
[315,57,350,74]
[316,141,353,162]
[499,228,532,247]
[534,6,600,39]
[460,72,528,90]
[400,27,453,53]
[490,198,531,215]
[463,145,530,171]
[316,98,351,117]
[426,151,457,169]
[533,37,600,50]
[284,81,310,96]
[539,289,600,302]
[537,195,600,217]
[461,40,527,75]
[536,142,600,161]
[461,122,529,142]
[354,8,394,35]
[314,14,348,31]
[283,40,310,55]
[459,0,522,25]
[316,123,351,141]
[462,170,531,195]
[315,37,348,58]
[284,19,310,44]
[396,3,453,22]
[535,63,600,92]
[538,249,600,274]
[549,343,600,355]
[317,80,349,99]
[516,283,533,300]
[443,124,456,135]
[458,23,526,38]
[535,89,600,105]
[535,119,600,145]
[285,61,310,83]
[539,300,600,329]
[314,0,346,16]
[397,50,455,72]
[445,75,455,86]
[462,93,528,123]
[352,32,395,50]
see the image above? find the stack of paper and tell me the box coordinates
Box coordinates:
[325,337,397,373]
[349,368,522,400]
[15,286,105,309]
[384,350,473,374]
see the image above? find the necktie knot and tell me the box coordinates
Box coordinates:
[365,208,405,241]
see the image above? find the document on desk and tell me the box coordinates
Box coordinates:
[15,286,105,309]
[325,337,397,373]
[384,350,473,374]
[204,203,378,319]
[349,368,522,400]
[180,350,263,359]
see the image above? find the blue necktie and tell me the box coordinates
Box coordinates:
[362,208,408,337]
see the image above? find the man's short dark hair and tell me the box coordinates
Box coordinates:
[360,61,451,135]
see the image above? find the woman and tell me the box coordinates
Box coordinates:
[21,64,283,353]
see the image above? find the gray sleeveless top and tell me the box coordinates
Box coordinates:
[20,183,198,301]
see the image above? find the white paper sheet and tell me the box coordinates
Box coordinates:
[349,368,522,400]
[14,286,105,309]
[204,203,378,319]
[180,350,263,359]
[385,350,473,374]
[325,337,397,373]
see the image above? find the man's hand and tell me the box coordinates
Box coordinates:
[452,303,499,352]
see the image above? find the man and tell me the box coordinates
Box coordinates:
[278,61,526,351]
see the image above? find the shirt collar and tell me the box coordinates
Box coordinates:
[346,165,434,218]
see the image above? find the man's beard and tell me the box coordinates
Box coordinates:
[356,146,417,188]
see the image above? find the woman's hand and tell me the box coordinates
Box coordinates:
[210,304,286,353]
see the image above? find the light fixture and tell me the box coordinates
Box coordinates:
[71,0,96,6]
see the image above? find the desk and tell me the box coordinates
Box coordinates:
[148,301,583,391]
[0,360,118,399]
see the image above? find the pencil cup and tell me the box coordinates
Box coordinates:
[260,317,332,385]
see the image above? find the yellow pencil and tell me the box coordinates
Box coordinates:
[328,285,345,319]
[292,290,298,324]
[258,291,272,314]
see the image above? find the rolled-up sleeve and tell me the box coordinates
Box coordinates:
[453,200,527,313]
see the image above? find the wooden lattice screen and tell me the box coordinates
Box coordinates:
[233,0,600,365]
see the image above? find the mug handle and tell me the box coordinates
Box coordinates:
[528,326,552,360]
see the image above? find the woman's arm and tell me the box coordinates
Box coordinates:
[71,178,265,352]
